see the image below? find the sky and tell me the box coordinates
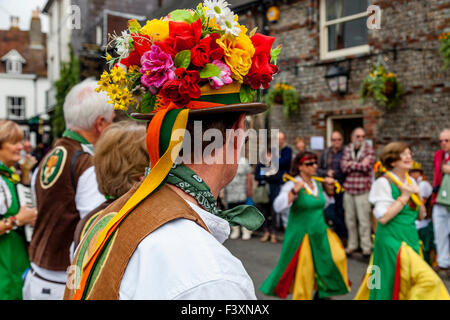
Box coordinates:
[0,0,48,32]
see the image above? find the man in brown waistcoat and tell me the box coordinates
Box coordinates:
[23,79,114,300]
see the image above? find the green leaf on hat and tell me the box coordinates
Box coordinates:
[174,50,191,69]
[169,9,197,24]
[270,45,282,64]
[128,19,141,34]
[198,63,220,78]
[140,92,157,113]
[240,84,256,103]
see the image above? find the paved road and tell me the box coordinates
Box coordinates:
[223,233,450,300]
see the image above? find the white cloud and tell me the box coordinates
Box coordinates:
[0,0,49,32]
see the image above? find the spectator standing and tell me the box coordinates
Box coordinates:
[294,137,306,155]
[255,150,278,243]
[272,131,292,231]
[409,161,435,266]
[224,155,253,240]
[317,131,347,240]
[0,121,37,299]
[432,129,450,276]
[341,127,375,259]
[23,79,114,300]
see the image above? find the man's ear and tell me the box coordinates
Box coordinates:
[94,116,105,134]
[230,113,247,154]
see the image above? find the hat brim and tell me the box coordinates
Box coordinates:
[130,102,268,120]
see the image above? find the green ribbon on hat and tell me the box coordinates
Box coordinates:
[166,164,265,231]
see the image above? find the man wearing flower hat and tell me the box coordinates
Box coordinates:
[64,1,281,300]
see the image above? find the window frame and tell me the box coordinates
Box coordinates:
[319,0,370,60]
[7,96,26,120]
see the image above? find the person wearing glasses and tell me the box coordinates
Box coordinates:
[317,131,347,241]
[260,151,350,300]
[341,127,375,260]
[355,142,449,300]
[432,129,450,277]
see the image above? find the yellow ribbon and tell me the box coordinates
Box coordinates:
[282,173,344,194]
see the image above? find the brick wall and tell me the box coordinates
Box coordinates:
[241,0,450,180]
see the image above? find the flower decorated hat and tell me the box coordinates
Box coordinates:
[97,0,281,119]
[73,2,280,299]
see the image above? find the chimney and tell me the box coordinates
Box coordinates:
[29,7,43,49]
[9,16,20,30]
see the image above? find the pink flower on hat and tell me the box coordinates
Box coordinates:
[140,45,176,94]
[209,60,233,90]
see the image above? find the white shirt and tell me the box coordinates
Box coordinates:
[30,144,105,283]
[369,172,418,220]
[119,200,257,300]
[273,176,319,214]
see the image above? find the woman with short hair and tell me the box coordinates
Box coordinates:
[260,151,350,300]
[72,121,149,250]
[355,142,449,300]
[0,120,37,299]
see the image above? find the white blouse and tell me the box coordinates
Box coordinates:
[369,171,418,220]
[273,176,319,214]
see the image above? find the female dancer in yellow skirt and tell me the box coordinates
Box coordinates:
[260,151,350,299]
[355,142,449,300]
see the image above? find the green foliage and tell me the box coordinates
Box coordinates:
[140,92,157,113]
[360,64,403,110]
[263,83,299,118]
[174,50,191,69]
[240,84,256,103]
[51,45,80,138]
[199,63,220,78]
[439,32,450,70]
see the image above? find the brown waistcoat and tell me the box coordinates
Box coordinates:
[63,184,209,300]
[29,137,93,271]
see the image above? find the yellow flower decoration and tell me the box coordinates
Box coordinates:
[106,84,122,100]
[128,65,140,73]
[217,25,255,82]
[96,79,110,93]
[110,66,126,84]
[140,19,169,42]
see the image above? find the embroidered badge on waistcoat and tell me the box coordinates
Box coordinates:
[40,146,68,189]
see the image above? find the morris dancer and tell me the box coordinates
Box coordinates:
[355,142,449,300]
[260,151,350,300]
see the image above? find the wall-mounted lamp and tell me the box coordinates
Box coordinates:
[324,63,350,95]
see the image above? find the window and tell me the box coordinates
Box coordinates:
[7,97,26,120]
[320,0,370,60]
[5,60,22,73]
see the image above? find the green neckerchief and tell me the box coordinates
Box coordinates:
[0,161,20,184]
[63,129,94,154]
[166,164,265,231]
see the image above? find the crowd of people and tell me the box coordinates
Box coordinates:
[0,78,449,300]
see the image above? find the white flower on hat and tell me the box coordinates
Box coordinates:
[204,0,230,19]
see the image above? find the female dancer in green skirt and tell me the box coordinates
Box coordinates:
[260,151,350,299]
[0,120,37,299]
[355,142,449,300]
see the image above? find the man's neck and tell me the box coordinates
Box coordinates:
[72,129,96,145]
[167,163,226,206]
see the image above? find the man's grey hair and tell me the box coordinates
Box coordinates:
[63,78,113,131]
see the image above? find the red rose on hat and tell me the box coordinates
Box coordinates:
[244,33,279,89]
[160,68,201,106]
[155,19,203,57]
[191,34,224,68]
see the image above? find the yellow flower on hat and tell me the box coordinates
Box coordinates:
[140,19,169,42]
[217,25,255,82]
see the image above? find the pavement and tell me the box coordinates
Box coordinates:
[223,232,450,300]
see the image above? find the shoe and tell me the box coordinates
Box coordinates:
[230,226,240,240]
[241,227,252,240]
[270,234,277,244]
[345,248,356,257]
[260,232,270,242]
[362,253,371,262]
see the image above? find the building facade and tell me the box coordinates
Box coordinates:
[0,11,51,147]
[233,0,450,179]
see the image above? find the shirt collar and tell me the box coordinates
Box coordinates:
[184,200,230,244]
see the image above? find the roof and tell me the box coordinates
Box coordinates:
[146,0,261,19]
[0,29,47,77]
